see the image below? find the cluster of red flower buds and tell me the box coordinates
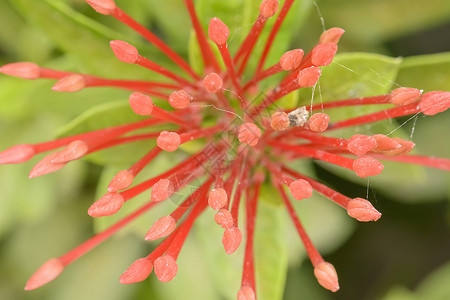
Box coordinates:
[0,0,449,297]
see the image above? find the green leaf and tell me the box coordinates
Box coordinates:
[395,53,450,158]
[57,101,143,137]
[0,57,136,123]
[382,286,419,300]
[188,30,205,75]
[195,208,243,300]
[0,85,89,238]
[277,90,300,111]
[396,52,450,92]
[254,199,289,300]
[293,52,446,201]
[196,0,251,41]
[388,52,450,201]
[195,187,289,300]
[312,52,450,202]
[387,110,450,201]
[259,182,283,206]
[0,1,23,54]
[10,0,111,73]
[300,52,404,143]
[186,0,248,75]
[300,52,402,106]
[296,53,402,135]
[0,0,53,63]
[56,100,173,166]
[383,262,450,300]
[0,77,35,121]
[46,0,121,41]
[0,158,84,239]
[49,235,143,300]
[153,229,223,300]
[10,0,151,76]
[145,0,191,54]
[416,262,450,300]
[318,0,450,48]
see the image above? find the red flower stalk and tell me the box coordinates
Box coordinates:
[1,0,449,297]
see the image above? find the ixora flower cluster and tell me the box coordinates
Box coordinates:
[1,0,449,298]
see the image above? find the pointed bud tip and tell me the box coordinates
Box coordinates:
[86,0,116,15]
[169,90,192,110]
[120,258,153,284]
[208,188,228,210]
[289,179,313,200]
[319,27,345,44]
[353,156,384,178]
[25,258,64,291]
[238,123,262,147]
[314,261,339,292]
[399,139,415,154]
[129,92,154,115]
[373,134,401,152]
[347,198,381,222]
[384,138,415,156]
[259,0,279,18]
[108,170,135,192]
[157,131,181,152]
[308,113,329,132]
[311,43,338,66]
[347,135,377,156]
[0,62,40,79]
[203,73,223,93]
[222,227,242,254]
[280,49,304,71]
[51,140,88,164]
[145,215,176,240]
[151,179,174,202]
[238,285,256,300]
[0,144,35,165]
[389,87,422,106]
[208,17,230,45]
[88,192,125,217]
[419,91,450,116]
[154,255,178,282]
[110,40,139,64]
[52,75,85,92]
[29,152,67,178]
[298,66,322,88]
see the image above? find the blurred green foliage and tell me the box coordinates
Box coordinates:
[0,0,449,300]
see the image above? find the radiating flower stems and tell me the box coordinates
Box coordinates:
[0,0,448,296]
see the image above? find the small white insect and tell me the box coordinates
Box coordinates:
[288,106,309,127]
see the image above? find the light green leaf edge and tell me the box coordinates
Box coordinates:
[317,52,450,202]
[254,199,289,300]
[396,51,450,91]
[55,100,163,166]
